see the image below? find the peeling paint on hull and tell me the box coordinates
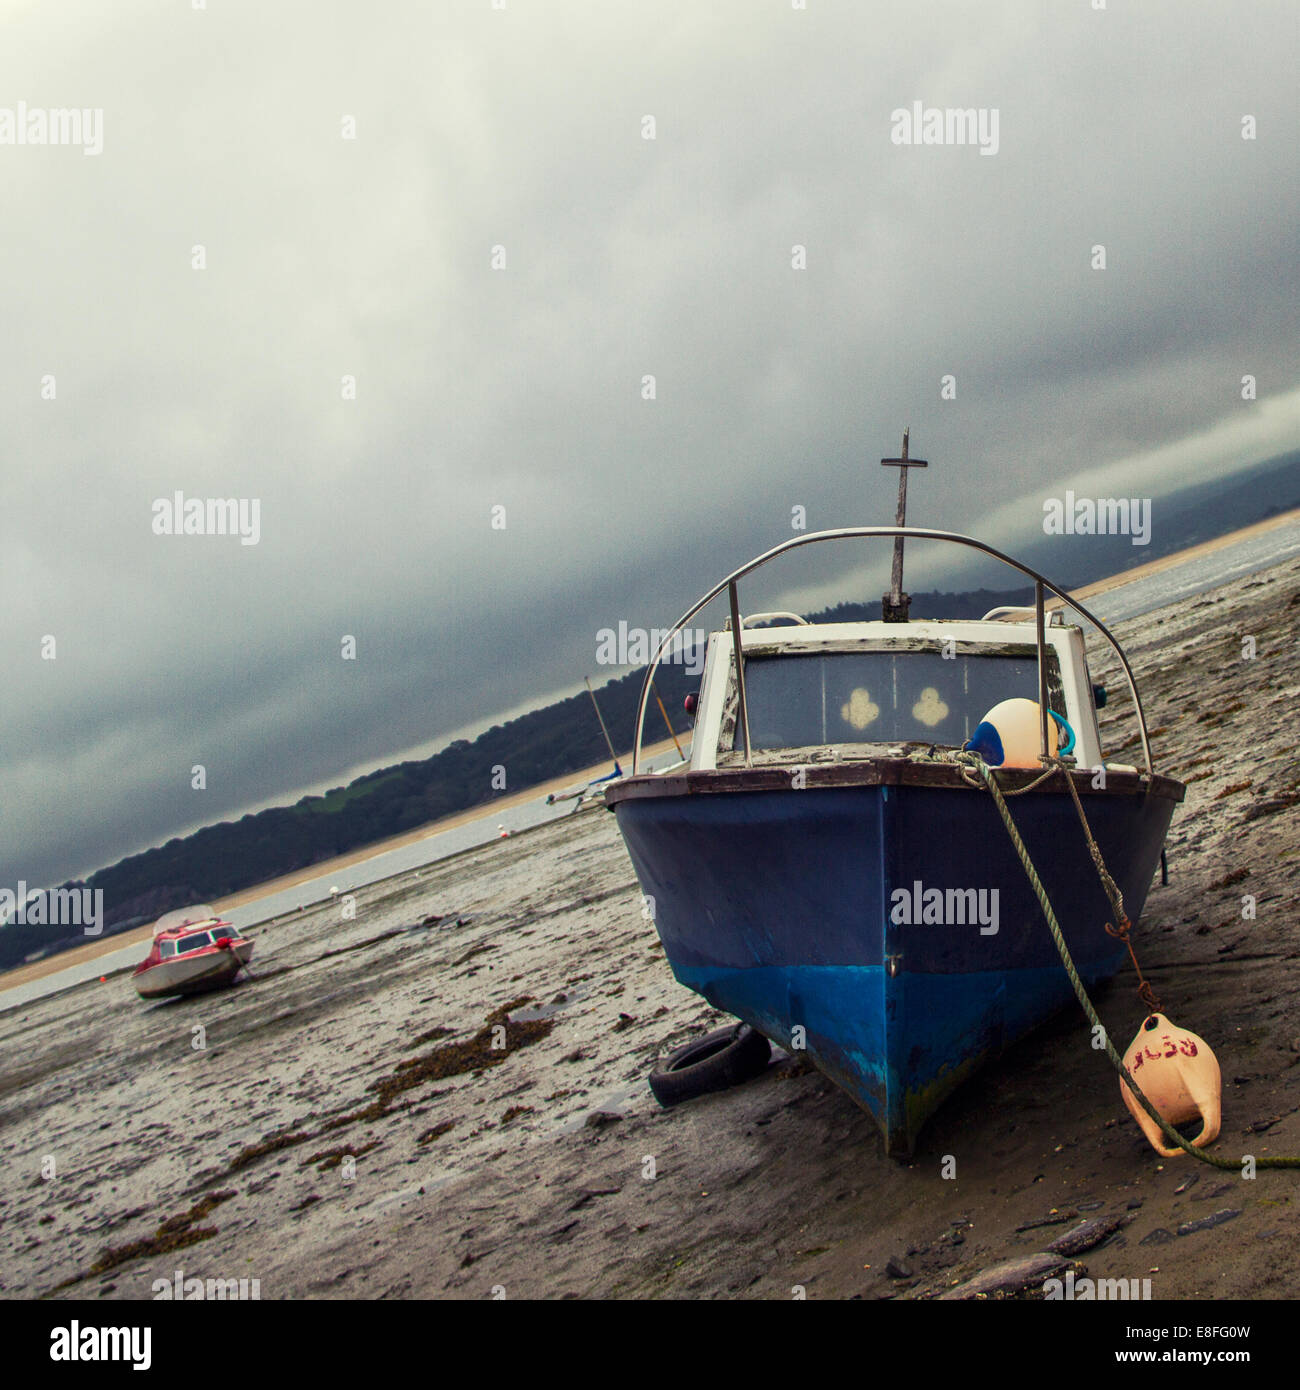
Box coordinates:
[614,780,1175,1154]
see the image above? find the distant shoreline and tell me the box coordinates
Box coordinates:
[1050,504,1300,606]
[0,736,679,991]
[5,505,1298,993]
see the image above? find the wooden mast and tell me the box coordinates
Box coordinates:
[880,427,927,622]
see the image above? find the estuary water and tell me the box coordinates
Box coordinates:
[4,513,1296,1012]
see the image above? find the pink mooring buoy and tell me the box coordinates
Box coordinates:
[1120,1013,1222,1157]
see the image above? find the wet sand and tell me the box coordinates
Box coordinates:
[0,738,680,995]
[2,557,1298,1301]
[6,509,1295,1001]
[6,509,1295,998]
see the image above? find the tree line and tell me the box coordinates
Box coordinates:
[1,584,1029,970]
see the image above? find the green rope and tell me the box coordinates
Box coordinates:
[958,751,1300,1171]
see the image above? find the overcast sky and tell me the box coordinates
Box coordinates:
[3,0,1297,892]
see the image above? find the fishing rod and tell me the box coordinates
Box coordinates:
[650,679,685,760]
[584,676,622,773]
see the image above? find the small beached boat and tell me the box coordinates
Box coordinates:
[606,439,1184,1155]
[547,764,623,813]
[132,906,253,1001]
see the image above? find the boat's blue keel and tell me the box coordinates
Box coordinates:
[671,958,1123,1155]
[614,780,1175,1156]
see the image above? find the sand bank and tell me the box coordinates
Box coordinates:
[3,549,1297,1301]
[1054,504,1300,606]
[7,509,1296,996]
[0,738,680,992]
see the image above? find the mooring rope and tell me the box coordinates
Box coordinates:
[1049,757,1164,1014]
[953,750,1300,1170]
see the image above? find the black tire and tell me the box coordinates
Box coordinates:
[648,1023,771,1107]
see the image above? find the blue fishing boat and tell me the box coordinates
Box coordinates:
[605,438,1184,1155]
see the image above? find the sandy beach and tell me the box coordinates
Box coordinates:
[2,540,1297,1302]
[1049,505,1300,607]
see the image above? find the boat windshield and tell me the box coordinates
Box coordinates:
[733,647,1064,751]
[174,932,214,954]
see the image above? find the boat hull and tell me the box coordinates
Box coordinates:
[610,766,1180,1154]
[134,942,253,1000]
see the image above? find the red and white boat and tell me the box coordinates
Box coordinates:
[132,905,253,1001]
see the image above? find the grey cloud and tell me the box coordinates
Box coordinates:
[2,0,1296,888]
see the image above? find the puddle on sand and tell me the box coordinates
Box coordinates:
[553,1080,647,1136]
[356,1170,464,1218]
[508,985,591,1022]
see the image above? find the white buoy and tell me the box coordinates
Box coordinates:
[964,698,1075,769]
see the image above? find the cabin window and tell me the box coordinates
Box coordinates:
[159,940,178,958]
[731,648,1066,751]
[174,932,212,954]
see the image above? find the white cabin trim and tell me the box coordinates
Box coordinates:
[688,618,1105,772]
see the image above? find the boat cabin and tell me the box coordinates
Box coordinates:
[687,610,1107,771]
[156,922,240,958]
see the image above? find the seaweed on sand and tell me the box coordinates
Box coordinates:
[226,1129,312,1172]
[366,1012,553,1103]
[50,1189,238,1291]
[301,1141,379,1171]
[417,1119,457,1145]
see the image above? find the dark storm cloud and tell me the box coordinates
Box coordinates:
[2,0,1296,889]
